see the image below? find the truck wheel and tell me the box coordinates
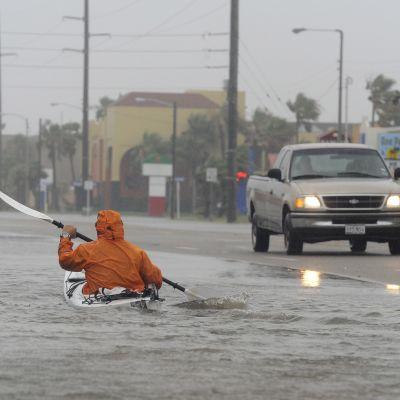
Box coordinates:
[252,217,270,252]
[283,214,303,255]
[388,240,400,255]
[349,239,367,253]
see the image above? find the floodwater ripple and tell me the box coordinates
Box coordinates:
[0,231,400,400]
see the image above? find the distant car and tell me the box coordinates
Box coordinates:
[246,143,400,255]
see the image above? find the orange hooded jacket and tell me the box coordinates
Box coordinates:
[58,210,162,295]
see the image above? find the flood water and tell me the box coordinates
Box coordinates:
[1,230,400,399]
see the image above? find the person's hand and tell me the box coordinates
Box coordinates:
[63,225,77,239]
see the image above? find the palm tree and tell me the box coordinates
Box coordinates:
[60,122,81,183]
[287,93,320,143]
[42,122,63,210]
[366,74,396,126]
[96,96,115,120]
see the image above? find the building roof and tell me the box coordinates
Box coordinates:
[113,91,220,109]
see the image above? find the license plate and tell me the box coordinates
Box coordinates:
[345,225,366,235]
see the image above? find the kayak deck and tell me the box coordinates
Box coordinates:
[64,272,163,311]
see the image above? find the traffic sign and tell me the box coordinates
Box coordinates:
[206,168,218,183]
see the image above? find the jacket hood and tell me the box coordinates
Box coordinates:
[96,210,124,240]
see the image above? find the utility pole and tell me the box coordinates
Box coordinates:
[82,0,89,198]
[227,0,239,223]
[170,101,177,219]
[64,2,109,210]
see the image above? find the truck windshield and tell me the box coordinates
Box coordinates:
[290,148,390,180]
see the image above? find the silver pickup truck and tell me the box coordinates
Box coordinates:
[246,143,400,255]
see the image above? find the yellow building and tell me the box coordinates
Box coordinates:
[90,90,245,210]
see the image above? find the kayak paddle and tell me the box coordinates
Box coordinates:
[0,190,205,301]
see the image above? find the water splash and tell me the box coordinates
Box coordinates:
[178,291,249,310]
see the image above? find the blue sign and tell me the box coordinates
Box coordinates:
[378,132,400,160]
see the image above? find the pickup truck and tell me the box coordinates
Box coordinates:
[246,143,400,255]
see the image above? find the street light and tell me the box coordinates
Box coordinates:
[292,27,344,139]
[1,113,29,202]
[135,97,178,219]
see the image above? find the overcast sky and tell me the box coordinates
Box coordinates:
[1,0,399,135]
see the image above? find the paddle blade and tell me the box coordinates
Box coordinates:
[0,190,53,223]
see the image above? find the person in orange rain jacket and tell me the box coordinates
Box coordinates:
[58,210,162,295]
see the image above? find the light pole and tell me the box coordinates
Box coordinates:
[2,113,29,201]
[292,27,344,139]
[135,97,178,219]
[344,76,353,142]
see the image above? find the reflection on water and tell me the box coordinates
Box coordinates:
[300,269,321,287]
[386,284,400,294]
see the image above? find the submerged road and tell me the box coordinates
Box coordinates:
[2,211,400,400]
[1,211,400,286]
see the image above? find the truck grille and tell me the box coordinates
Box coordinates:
[323,195,385,209]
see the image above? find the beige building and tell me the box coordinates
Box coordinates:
[90,90,246,210]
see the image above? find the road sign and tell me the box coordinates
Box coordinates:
[84,180,94,191]
[206,168,218,183]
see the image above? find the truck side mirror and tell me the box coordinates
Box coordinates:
[267,168,282,181]
[394,168,400,180]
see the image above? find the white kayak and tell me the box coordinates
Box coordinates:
[63,271,163,311]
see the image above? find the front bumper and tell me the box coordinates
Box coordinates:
[290,211,400,242]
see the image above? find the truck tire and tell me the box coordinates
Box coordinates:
[388,240,400,255]
[252,217,270,252]
[283,213,303,255]
[349,238,367,253]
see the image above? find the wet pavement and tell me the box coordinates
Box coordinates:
[1,213,400,399]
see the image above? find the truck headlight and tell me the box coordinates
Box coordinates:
[295,196,322,209]
[386,195,400,208]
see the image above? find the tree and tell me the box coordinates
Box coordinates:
[60,122,81,183]
[96,96,115,120]
[252,109,296,154]
[42,122,63,210]
[287,93,320,142]
[177,114,219,213]
[366,74,396,126]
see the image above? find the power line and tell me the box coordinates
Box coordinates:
[3,46,228,54]
[317,78,339,101]
[240,38,290,117]
[239,54,280,114]
[239,71,270,113]
[3,64,228,70]
[280,63,337,92]
[2,31,228,38]
[93,0,144,20]
[112,0,201,49]
[159,2,228,33]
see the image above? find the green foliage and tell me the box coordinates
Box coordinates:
[366,74,400,126]
[287,92,320,134]
[178,114,219,175]
[252,108,296,152]
[96,96,115,120]
[1,135,38,202]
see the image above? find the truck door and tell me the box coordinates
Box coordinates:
[269,150,291,231]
